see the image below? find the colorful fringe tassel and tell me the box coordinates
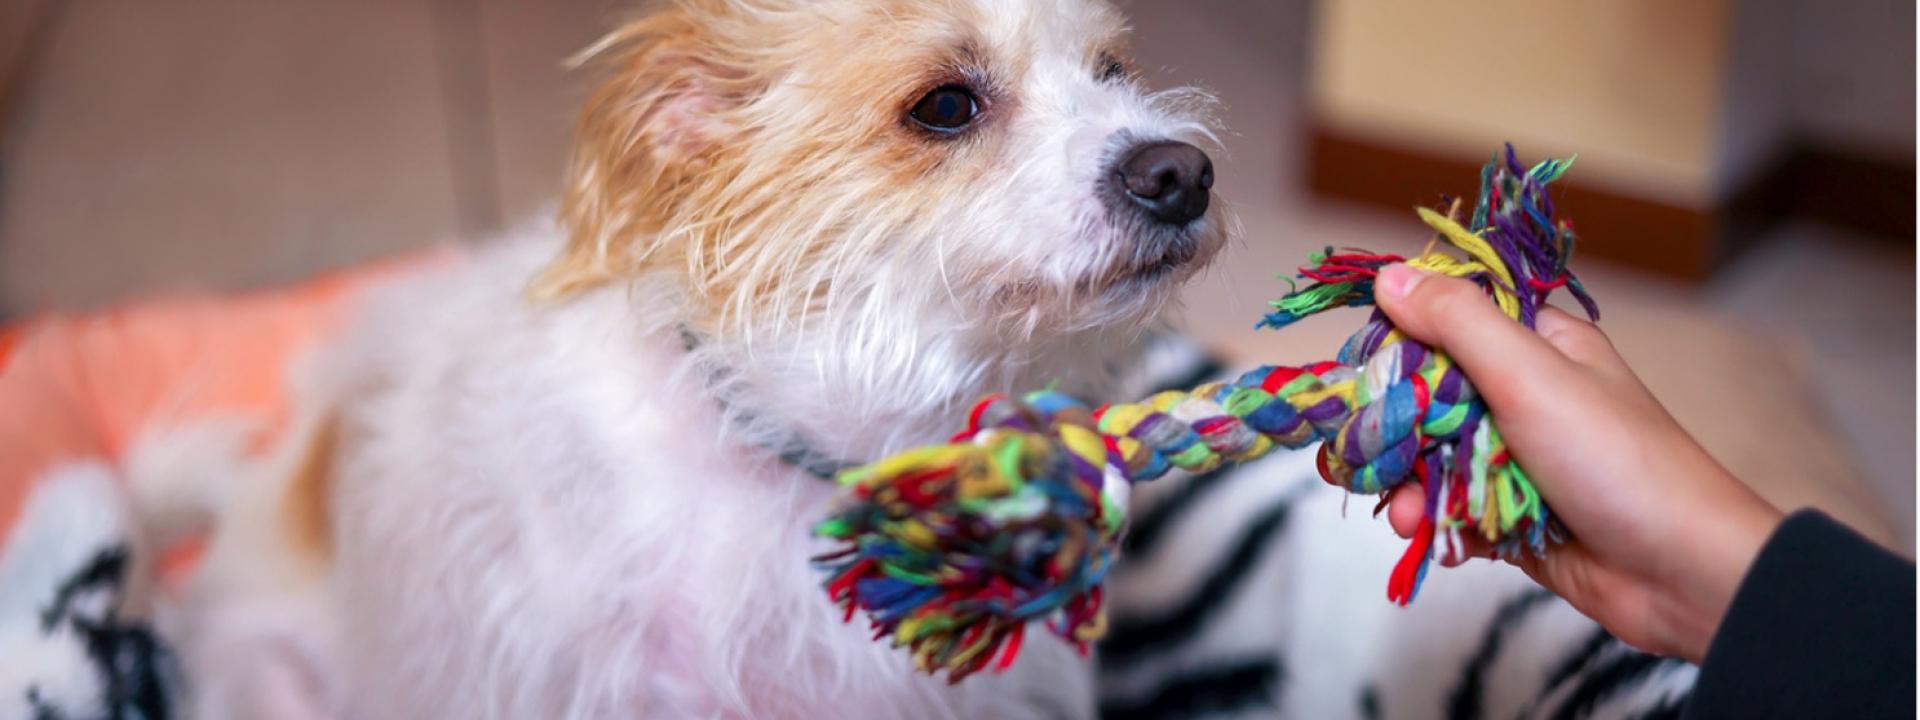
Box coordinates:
[814,145,1598,681]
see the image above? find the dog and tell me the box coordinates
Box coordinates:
[160,0,1226,716]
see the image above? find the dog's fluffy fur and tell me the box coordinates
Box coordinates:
[163,0,1226,717]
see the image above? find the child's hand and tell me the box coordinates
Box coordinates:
[1373,264,1784,663]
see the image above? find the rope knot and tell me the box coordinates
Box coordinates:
[813,144,1592,680]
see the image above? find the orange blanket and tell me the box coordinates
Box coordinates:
[0,256,434,538]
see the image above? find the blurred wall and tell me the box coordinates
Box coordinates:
[1721,0,1915,196]
[1313,0,1733,205]
[1719,0,1797,198]
[2,0,1911,306]
[1314,0,1915,203]
[1307,0,1915,278]
[1788,0,1917,155]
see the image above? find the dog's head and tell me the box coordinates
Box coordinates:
[544,0,1225,448]
[543,0,1225,338]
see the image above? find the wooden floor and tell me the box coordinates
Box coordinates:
[0,0,616,311]
[0,0,1910,548]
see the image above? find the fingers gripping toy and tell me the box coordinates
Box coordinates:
[814,146,1599,680]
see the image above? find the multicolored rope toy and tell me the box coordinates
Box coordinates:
[814,145,1599,681]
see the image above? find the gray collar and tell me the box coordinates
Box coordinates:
[679,328,852,481]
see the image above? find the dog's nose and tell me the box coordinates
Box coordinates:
[1118,140,1214,226]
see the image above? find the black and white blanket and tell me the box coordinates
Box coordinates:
[1,464,175,720]
[1094,338,1697,719]
[0,337,1694,719]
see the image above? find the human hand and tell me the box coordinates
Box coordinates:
[1372,264,1784,663]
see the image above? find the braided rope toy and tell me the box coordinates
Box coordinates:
[813,146,1599,681]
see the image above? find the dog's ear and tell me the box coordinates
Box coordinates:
[536,5,755,299]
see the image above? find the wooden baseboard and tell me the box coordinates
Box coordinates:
[1305,126,1915,281]
[1776,145,1917,240]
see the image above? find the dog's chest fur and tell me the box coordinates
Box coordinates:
[297,235,1094,718]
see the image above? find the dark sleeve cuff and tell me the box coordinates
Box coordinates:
[1686,510,1915,718]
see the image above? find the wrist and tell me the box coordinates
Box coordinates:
[1652,477,1784,662]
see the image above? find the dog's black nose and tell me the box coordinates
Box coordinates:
[1118,140,1213,226]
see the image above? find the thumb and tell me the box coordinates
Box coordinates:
[1374,264,1578,406]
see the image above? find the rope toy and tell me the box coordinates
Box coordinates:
[814,145,1599,681]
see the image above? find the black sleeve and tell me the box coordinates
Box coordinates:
[1685,510,1915,719]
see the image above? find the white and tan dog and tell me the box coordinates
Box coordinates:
[161,0,1226,717]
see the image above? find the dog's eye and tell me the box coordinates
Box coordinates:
[910,86,979,133]
[1098,54,1128,82]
